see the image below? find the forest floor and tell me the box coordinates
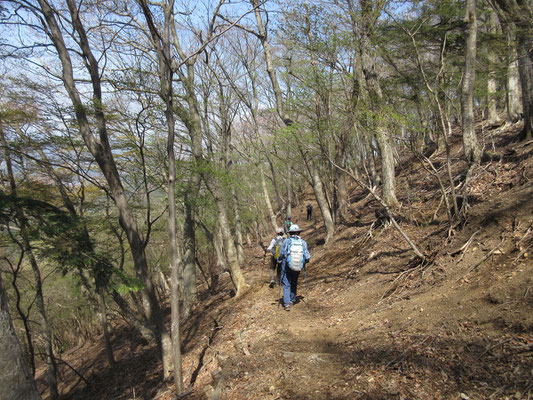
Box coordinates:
[39,120,533,400]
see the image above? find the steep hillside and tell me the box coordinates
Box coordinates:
[39,121,533,399]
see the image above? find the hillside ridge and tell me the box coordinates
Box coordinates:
[41,120,533,400]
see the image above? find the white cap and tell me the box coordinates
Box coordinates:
[288,224,302,233]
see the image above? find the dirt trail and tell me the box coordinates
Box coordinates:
[188,210,362,399]
[199,209,406,399]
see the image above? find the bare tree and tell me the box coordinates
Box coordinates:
[461,0,482,165]
[486,9,499,125]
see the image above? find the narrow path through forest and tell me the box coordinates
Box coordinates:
[206,204,382,400]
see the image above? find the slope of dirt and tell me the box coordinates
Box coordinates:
[38,121,533,399]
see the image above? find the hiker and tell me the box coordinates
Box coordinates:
[266,228,285,288]
[277,224,311,311]
[306,202,313,220]
[284,216,292,236]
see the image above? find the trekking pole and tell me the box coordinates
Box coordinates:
[304,266,309,306]
[277,268,283,308]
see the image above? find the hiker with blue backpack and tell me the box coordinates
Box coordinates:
[277,224,311,311]
[266,228,285,288]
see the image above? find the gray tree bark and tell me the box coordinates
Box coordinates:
[286,169,293,219]
[97,286,115,367]
[261,168,279,231]
[182,179,199,319]
[137,0,186,384]
[309,165,335,242]
[516,27,533,139]
[461,0,482,165]
[487,10,499,125]
[231,185,246,265]
[375,130,399,208]
[505,25,523,122]
[209,182,250,296]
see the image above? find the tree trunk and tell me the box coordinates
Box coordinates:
[98,287,115,367]
[267,158,284,214]
[111,290,153,341]
[164,52,181,387]
[260,168,278,231]
[208,180,250,296]
[334,126,350,223]
[251,0,292,125]
[375,130,400,209]
[182,174,200,319]
[286,169,293,218]
[170,229,183,395]
[505,25,523,122]
[0,272,41,400]
[516,28,533,139]
[213,223,226,277]
[253,0,338,241]
[461,0,482,165]
[138,0,183,381]
[358,0,399,206]
[176,51,249,298]
[487,10,499,124]
[309,165,335,243]
[231,185,246,265]
[363,133,379,187]
[7,254,36,377]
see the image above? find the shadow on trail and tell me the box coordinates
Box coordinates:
[226,329,532,400]
[61,326,161,400]
[189,319,222,387]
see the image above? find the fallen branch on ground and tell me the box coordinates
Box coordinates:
[450,229,481,262]
[459,243,502,280]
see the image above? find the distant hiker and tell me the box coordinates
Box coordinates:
[306,202,313,220]
[277,224,311,311]
[284,216,292,236]
[266,228,285,288]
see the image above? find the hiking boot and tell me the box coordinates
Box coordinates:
[289,301,294,305]
[269,281,275,288]
[283,305,291,311]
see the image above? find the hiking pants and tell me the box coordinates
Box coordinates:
[270,256,280,284]
[281,268,300,306]
[307,209,312,220]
